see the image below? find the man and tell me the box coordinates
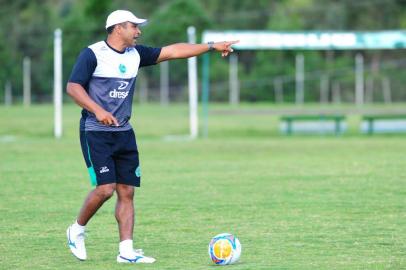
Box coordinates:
[66,9,238,264]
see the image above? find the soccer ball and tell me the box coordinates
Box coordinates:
[208,233,241,265]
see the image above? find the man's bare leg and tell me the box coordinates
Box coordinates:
[114,184,156,263]
[77,183,117,225]
[67,183,116,260]
[115,184,134,241]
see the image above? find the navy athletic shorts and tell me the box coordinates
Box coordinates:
[80,129,141,187]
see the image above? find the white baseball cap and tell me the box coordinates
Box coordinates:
[105,10,147,29]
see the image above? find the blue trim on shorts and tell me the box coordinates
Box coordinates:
[86,140,97,186]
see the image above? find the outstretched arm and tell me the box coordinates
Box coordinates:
[157,41,239,63]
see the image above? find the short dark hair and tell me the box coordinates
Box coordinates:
[106,22,128,34]
[106,25,115,34]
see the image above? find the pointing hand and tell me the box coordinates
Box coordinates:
[213,40,239,57]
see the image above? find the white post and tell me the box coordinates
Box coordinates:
[5,81,12,106]
[365,76,374,103]
[355,53,364,106]
[274,78,283,103]
[23,57,31,106]
[229,53,239,105]
[54,29,63,139]
[382,77,391,104]
[295,54,304,105]
[332,81,341,104]
[160,61,169,106]
[187,26,198,139]
[320,75,329,103]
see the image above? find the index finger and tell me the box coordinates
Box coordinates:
[112,116,119,127]
[227,40,240,46]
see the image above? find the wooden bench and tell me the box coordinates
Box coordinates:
[361,115,406,134]
[280,115,346,135]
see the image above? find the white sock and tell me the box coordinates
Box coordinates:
[119,239,134,256]
[71,220,85,234]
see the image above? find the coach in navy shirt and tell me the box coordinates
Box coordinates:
[66,9,238,264]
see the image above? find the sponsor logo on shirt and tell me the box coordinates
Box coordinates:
[109,80,129,99]
[117,81,129,90]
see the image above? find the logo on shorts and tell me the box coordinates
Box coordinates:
[135,166,141,177]
[99,166,110,174]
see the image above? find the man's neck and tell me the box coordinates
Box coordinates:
[106,36,127,53]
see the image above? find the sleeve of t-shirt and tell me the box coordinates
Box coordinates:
[135,45,162,67]
[68,48,97,88]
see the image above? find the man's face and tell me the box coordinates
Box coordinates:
[118,22,141,46]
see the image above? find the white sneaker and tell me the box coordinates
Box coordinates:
[66,225,87,261]
[116,250,156,263]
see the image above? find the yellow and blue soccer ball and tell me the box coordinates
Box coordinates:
[208,233,241,265]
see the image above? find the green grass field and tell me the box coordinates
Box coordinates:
[0,103,405,269]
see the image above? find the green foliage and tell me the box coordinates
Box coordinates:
[0,37,9,83]
[61,0,112,89]
[84,0,112,20]
[0,0,405,102]
[267,0,314,30]
[141,0,211,89]
[202,0,271,30]
[143,0,211,45]
[0,0,56,100]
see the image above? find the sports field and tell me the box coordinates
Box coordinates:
[0,103,405,269]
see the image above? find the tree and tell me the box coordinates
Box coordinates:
[0,0,404,102]
[62,0,112,89]
[0,0,57,100]
[141,0,212,91]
